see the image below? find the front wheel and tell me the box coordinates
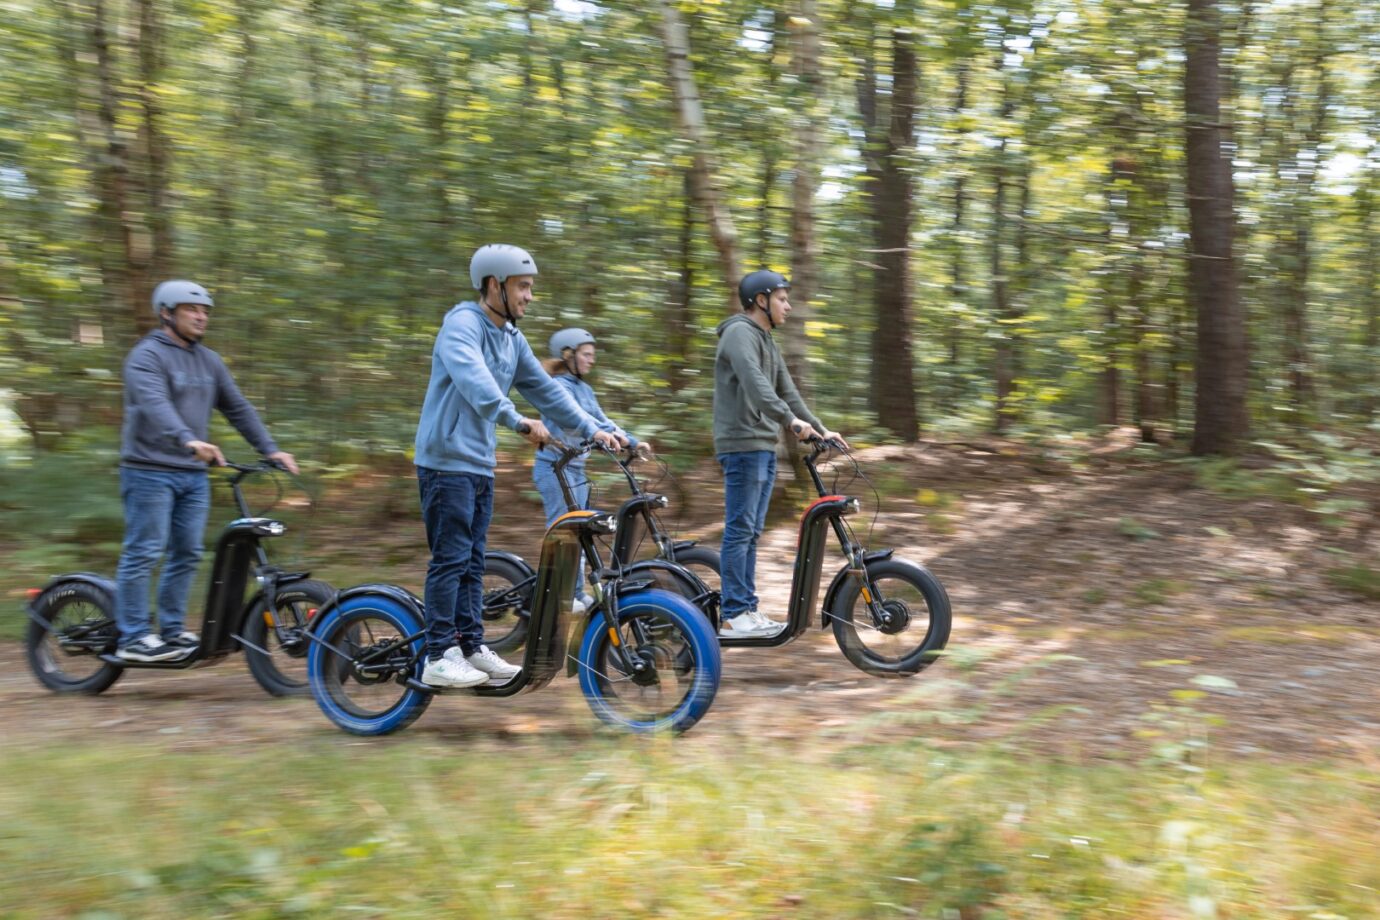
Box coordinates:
[307,593,431,736]
[242,579,337,697]
[25,580,123,694]
[830,558,951,677]
[577,588,720,733]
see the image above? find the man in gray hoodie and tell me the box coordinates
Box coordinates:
[713,270,846,638]
[116,280,298,662]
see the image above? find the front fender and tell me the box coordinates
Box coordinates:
[820,550,895,628]
[624,558,711,597]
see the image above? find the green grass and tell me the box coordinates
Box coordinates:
[1325,562,1380,601]
[1,736,1377,919]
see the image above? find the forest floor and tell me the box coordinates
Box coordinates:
[4,433,1378,765]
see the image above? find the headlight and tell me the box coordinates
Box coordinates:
[655,495,669,508]
[843,498,862,516]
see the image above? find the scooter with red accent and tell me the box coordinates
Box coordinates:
[720,437,951,677]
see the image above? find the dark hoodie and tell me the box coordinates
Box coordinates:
[120,330,277,472]
[712,313,824,454]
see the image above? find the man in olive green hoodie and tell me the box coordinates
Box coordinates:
[712,270,847,638]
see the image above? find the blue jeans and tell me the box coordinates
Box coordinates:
[718,450,776,618]
[418,467,493,660]
[114,467,211,648]
[533,456,592,603]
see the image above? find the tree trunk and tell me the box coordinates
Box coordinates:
[1185,0,1249,455]
[668,167,696,393]
[657,0,741,310]
[1362,176,1379,419]
[991,74,1017,433]
[859,24,920,441]
[945,60,970,412]
[785,0,821,397]
[134,0,173,292]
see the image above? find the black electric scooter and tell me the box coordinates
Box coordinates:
[481,444,720,652]
[24,460,334,697]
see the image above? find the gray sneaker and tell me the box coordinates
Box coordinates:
[117,635,187,662]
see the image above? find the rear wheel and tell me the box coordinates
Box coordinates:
[830,558,951,677]
[242,579,336,697]
[25,581,123,694]
[670,545,721,596]
[577,588,720,733]
[307,593,431,735]
[481,554,531,654]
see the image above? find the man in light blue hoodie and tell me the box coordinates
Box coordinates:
[414,244,619,689]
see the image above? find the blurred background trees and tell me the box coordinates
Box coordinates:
[2,0,1377,462]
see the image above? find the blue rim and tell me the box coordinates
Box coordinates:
[307,594,429,736]
[577,588,721,733]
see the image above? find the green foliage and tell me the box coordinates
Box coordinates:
[1325,562,1380,600]
[2,737,1379,918]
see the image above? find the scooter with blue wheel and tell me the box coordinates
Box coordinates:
[303,440,722,735]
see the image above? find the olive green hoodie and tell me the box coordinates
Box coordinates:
[712,313,825,454]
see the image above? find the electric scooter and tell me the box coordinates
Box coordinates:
[25,460,334,697]
[302,441,722,736]
[480,444,720,652]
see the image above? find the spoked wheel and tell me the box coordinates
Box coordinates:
[481,555,531,655]
[242,579,336,697]
[307,593,431,735]
[577,588,720,733]
[25,580,123,694]
[670,545,721,595]
[830,558,951,677]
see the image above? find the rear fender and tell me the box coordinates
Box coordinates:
[484,549,534,578]
[26,573,116,630]
[307,583,426,636]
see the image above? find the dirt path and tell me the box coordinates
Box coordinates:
[5,444,1378,762]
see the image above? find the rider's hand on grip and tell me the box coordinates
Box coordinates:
[186,440,226,466]
[517,418,550,447]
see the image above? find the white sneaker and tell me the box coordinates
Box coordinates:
[719,611,778,638]
[422,650,488,688]
[748,609,785,634]
[463,645,522,683]
[572,597,590,615]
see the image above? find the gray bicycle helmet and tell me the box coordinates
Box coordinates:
[738,270,790,309]
[469,244,538,292]
[151,279,213,316]
[549,327,596,358]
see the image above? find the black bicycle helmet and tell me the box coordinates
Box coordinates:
[738,270,790,310]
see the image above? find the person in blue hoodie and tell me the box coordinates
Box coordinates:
[413,244,620,690]
[532,327,652,612]
[116,280,299,662]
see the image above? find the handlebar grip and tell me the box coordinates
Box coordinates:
[516,421,531,436]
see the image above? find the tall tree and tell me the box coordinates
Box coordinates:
[657,0,741,309]
[857,9,920,441]
[1185,0,1249,454]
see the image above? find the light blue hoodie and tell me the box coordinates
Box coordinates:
[414,302,599,476]
[535,372,637,464]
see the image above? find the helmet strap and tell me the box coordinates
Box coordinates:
[482,279,517,327]
[562,350,583,380]
[756,293,777,330]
